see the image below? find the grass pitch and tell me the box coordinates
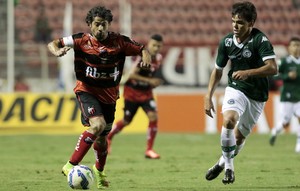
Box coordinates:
[0,133,299,191]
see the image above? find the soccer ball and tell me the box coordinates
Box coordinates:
[68,165,94,190]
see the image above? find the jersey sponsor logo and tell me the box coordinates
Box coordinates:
[227,99,235,104]
[261,36,269,43]
[86,66,120,81]
[225,38,233,47]
[242,49,252,58]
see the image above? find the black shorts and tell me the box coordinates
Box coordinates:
[123,98,156,122]
[76,92,116,135]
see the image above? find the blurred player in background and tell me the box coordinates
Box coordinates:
[107,34,164,159]
[269,37,300,153]
[204,1,277,184]
[14,73,30,92]
[47,6,151,189]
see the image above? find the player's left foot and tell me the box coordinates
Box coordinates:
[145,150,160,159]
[205,161,224,181]
[62,161,75,176]
[222,169,235,184]
[269,135,277,146]
[92,165,109,189]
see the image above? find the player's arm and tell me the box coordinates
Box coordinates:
[128,67,163,87]
[205,67,223,118]
[232,58,278,80]
[47,39,71,57]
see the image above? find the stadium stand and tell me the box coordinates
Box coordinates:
[7,0,300,78]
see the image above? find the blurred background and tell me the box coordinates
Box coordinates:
[0,0,300,134]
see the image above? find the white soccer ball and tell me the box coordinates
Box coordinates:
[68,165,94,190]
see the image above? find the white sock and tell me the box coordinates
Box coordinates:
[218,141,245,167]
[271,124,284,136]
[234,141,245,156]
[220,127,236,171]
[295,124,300,152]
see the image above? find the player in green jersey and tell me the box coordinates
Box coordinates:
[204,1,277,184]
[269,37,300,153]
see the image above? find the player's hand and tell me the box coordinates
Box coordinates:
[53,47,71,57]
[232,70,249,80]
[149,78,164,87]
[48,40,71,57]
[204,96,215,118]
[140,49,152,68]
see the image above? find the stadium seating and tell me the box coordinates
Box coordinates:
[15,0,300,45]
[12,0,300,72]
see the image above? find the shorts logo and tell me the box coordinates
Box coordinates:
[88,106,96,115]
[227,99,235,104]
[84,137,94,144]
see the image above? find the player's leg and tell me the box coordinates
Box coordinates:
[206,128,245,181]
[93,135,110,188]
[294,102,300,152]
[220,110,238,184]
[295,117,300,153]
[92,102,116,188]
[62,92,106,176]
[142,99,160,159]
[270,102,292,146]
[107,100,138,153]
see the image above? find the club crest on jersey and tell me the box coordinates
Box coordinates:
[227,99,235,104]
[87,106,96,115]
[225,38,233,47]
[242,49,252,58]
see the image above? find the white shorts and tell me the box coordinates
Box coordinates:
[222,87,265,137]
[279,101,300,125]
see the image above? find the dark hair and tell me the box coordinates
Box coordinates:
[232,1,257,23]
[85,6,113,25]
[289,36,300,43]
[151,34,163,42]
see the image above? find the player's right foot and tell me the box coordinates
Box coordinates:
[92,165,109,189]
[269,135,277,146]
[145,150,160,159]
[205,162,224,181]
[222,169,235,184]
[62,161,75,176]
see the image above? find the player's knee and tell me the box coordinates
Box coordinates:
[89,117,107,135]
[223,115,238,129]
[147,111,157,121]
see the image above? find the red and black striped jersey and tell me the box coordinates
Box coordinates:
[124,53,163,102]
[60,32,144,104]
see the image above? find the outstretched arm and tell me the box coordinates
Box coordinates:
[47,39,71,57]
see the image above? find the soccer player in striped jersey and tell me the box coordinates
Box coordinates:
[107,34,164,159]
[204,1,277,184]
[47,6,151,189]
[269,37,300,153]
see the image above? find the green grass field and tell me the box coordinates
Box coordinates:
[0,133,300,191]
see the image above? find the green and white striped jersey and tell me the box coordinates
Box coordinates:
[277,55,300,102]
[216,28,276,102]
